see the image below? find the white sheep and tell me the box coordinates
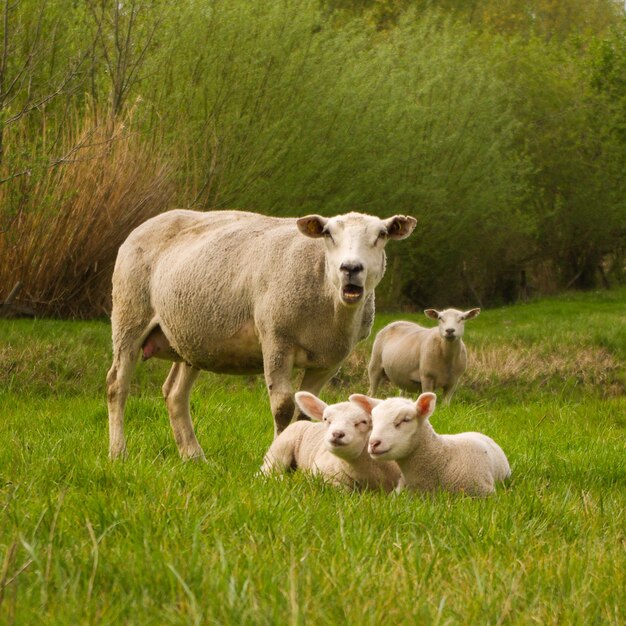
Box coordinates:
[107,209,416,459]
[350,392,510,497]
[260,392,401,491]
[367,307,480,405]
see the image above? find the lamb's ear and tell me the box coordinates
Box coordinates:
[296,215,328,239]
[461,308,481,320]
[424,309,439,320]
[415,392,437,421]
[349,394,381,416]
[295,391,327,420]
[382,215,417,240]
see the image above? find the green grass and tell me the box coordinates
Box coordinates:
[1,290,625,624]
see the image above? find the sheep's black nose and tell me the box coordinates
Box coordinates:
[340,262,364,276]
[445,328,455,336]
[332,430,345,439]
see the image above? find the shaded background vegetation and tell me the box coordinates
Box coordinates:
[0,0,624,317]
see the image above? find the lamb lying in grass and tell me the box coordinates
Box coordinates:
[260,392,400,491]
[367,307,480,405]
[350,392,510,497]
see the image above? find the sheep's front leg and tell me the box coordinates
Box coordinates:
[262,343,296,437]
[441,382,458,406]
[163,362,206,461]
[420,375,436,393]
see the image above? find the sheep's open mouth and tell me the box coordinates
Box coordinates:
[341,284,364,304]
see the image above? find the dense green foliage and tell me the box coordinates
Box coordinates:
[1,290,625,623]
[0,0,624,315]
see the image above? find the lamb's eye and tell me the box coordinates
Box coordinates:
[323,230,335,244]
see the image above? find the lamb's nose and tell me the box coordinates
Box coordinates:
[445,328,455,336]
[332,430,345,440]
[369,439,381,451]
[340,262,363,276]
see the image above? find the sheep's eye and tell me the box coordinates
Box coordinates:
[376,230,387,242]
[323,230,335,244]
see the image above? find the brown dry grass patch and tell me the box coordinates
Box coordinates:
[337,342,625,397]
[467,345,624,393]
[0,111,175,318]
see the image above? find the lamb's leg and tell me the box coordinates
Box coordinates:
[441,381,458,406]
[163,362,205,460]
[367,348,385,396]
[262,343,296,437]
[107,346,140,459]
[260,436,297,475]
[420,375,435,393]
[296,367,338,421]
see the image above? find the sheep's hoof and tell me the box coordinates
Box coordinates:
[181,448,207,462]
[109,442,127,460]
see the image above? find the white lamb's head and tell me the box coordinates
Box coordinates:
[424,307,481,341]
[296,212,416,307]
[294,392,372,460]
[350,393,437,462]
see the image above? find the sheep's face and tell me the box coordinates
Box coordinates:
[297,213,416,306]
[321,402,372,461]
[424,307,481,342]
[294,392,372,460]
[367,394,437,461]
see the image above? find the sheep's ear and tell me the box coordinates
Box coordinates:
[462,308,481,320]
[295,391,327,420]
[424,309,439,320]
[382,215,417,240]
[349,393,381,416]
[415,392,437,421]
[297,215,328,239]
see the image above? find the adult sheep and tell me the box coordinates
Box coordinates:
[107,209,416,460]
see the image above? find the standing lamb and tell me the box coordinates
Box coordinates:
[260,392,401,491]
[350,392,510,497]
[107,209,416,459]
[367,307,480,405]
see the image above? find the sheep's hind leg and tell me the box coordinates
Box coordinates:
[107,346,140,459]
[163,363,206,461]
[367,348,385,396]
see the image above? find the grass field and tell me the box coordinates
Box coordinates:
[1,289,625,624]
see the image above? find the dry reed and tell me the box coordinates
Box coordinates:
[0,110,175,318]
